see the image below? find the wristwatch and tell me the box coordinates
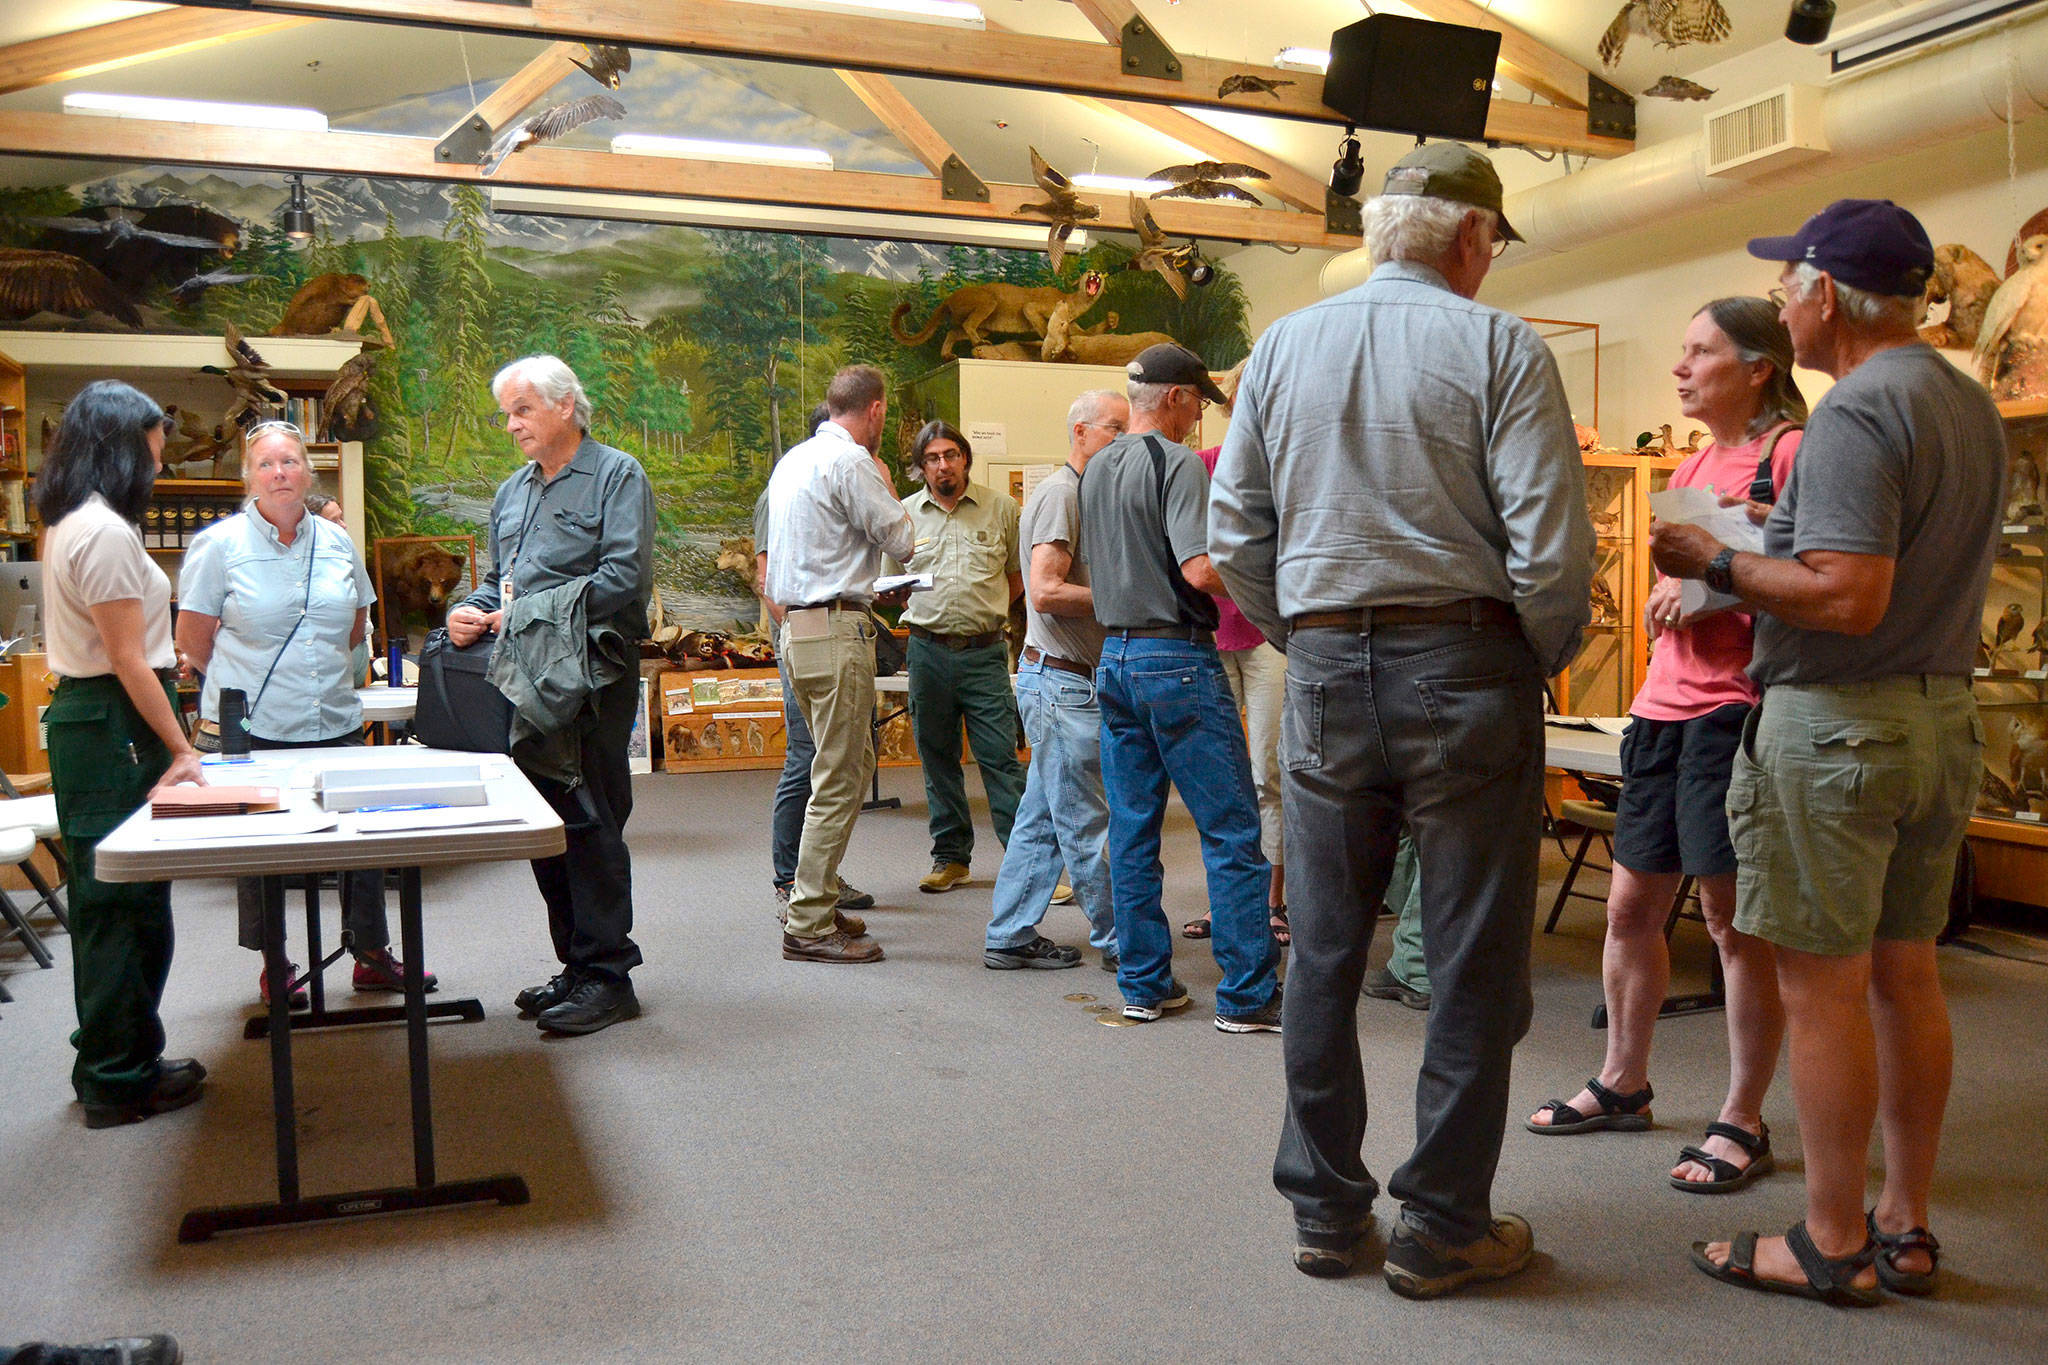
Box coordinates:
[1704,547,1738,596]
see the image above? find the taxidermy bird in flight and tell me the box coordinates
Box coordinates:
[1015,147,1100,273]
[1642,75,1715,100]
[1217,74,1293,99]
[1148,161,1270,205]
[0,247,141,325]
[573,44,631,89]
[1598,0,1732,68]
[483,93,627,176]
[1128,199,1197,301]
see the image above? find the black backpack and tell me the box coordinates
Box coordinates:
[411,627,513,753]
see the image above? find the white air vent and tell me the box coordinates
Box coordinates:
[1703,85,1828,180]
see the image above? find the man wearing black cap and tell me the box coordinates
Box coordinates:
[1654,199,2005,1306]
[1078,343,1282,1035]
[1211,142,1591,1297]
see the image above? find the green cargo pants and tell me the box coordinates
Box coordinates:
[45,673,176,1106]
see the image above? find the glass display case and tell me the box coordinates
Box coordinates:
[1554,448,1684,718]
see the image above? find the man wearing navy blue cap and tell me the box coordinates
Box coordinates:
[1653,199,2006,1306]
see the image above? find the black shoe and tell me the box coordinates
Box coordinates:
[1217,982,1284,1033]
[1099,950,1119,973]
[68,1335,182,1365]
[158,1057,207,1086]
[535,975,640,1035]
[983,935,1083,970]
[83,1065,205,1130]
[515,970,580,1016]
[1362,966,1431,1011]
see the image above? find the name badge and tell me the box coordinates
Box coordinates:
[502,575,515,604]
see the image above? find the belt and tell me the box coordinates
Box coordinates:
[1021,646,1090,677]
[1108,624,1215,644]
[1291,599,1517,633]
[790,598,860,612]
[908,623,1005,651]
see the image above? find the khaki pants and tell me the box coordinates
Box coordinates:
[1220,641,1287,866]
[783,608,878,938]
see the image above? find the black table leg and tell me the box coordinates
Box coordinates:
[400,866,434,1186]
[260,874,299,1204]
[861,703,906,812]
[1591,951,1728,1028]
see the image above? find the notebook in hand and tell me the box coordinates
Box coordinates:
[151,785,284,818]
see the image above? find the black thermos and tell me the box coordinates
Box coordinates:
[218,687,251,759]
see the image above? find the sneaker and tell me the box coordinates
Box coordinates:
[1099,950,1119,974]
[258,961,308,1011]
[983,936,1083,970]
[1382,1213,1535,1300]
[82,1064,206,1130]
[1121,982,1192,1022]
[535,975,640,1035]
[1362,966,1431,1011]
[919,861,971,893]
[1050,880,1075,905]
[783,929,886,964]
[836,880,876,910]
[1217,982,1284,1033]
[515,970,580,1016]
[64,1335,181,1365]
[1295,1221,1374,1278]
[352,947,439,994]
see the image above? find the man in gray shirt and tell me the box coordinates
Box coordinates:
[1079,344,1281,1035]
[1655,200,2003,1307]
[983,388,1128,972]
[1211,144,1591,1296]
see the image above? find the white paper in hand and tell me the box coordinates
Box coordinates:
[1648,486,1766,616]
[873,572,934,594]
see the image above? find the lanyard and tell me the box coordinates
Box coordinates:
[247,519,318,722]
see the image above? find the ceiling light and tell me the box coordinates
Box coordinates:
[62,92,329,133]
[1274,47,1331,73]
[490,187,1086,254]
[726,0,985,29]
[611,134,833,171]
[1072,173,1175,195]
[281,174,316,243]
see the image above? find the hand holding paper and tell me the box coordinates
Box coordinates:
[1648,485,1767,616]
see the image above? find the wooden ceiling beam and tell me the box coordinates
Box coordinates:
[834,71,957,179]
[0,8,317,98]
[1399,0,1591,111]
[0,109,1357,249]
[471,41,588,133]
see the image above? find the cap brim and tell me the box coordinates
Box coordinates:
[1746,233,1803,262]
[1193,372,1230,406]
[1497,211,1523,244]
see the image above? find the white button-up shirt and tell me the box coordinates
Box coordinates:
[763,421,914,608]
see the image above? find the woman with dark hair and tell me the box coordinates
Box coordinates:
[1526,298,1806,1194]
[36,379,207,1129]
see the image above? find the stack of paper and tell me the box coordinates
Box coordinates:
[151,785,283,818]
[1646,487,1767,617]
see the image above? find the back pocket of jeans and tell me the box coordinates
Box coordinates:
[1415,672,1530,779]
[1280,675,1323,772]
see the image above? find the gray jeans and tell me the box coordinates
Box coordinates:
[1273,619,1543,1245]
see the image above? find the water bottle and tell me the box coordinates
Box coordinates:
[218,687,251,761]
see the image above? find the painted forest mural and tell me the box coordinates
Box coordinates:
[0,168,1252,630]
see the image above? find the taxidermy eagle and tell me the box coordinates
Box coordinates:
[319,350,379,442]
[32,203,239,293]
[482,93,627,176]
[1014,146,1100,273]
[0,247,141,325]
[573,43,631,89]
[1598,0,1732,68]
[1148,160,1270,205]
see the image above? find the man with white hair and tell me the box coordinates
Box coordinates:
[449,354,655,1035]
[1210,143,1591,1296]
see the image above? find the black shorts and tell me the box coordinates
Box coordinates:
[1611,702,1749,878]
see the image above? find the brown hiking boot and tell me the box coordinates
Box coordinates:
[782,929,886,964]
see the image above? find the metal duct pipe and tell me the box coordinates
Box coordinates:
[1319,10,2048,296]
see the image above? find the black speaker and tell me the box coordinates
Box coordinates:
[1320,15,1502,143]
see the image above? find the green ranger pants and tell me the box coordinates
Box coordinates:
[1383,831,1431,995]
[906,636,1026,867]
[45,673,176,1106]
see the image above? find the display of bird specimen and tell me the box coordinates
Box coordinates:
[160,407,230,477]
[1978,762,2019,814]
[1217,74,1294,99]
[2007,450,2043,522]
[205,322,289,429]
[2032,616,2048,668]
[1598,0,1732,68]
[1015,147,1100,273]
[1974,234,2048,401]
[0,247,141,325]
[33,203,240,296]
[1918,243,2003,350]
[572,43,631,89]
[1642,75,1715,100]
[1635,424,1679,456]
[1681,429,1707,454]
[319,350,379,442]
[1588,576,1621,625]
[1575,423,1601,451]
[482,93,627,176]
[171,268,263,305]
[1990,603,2026,665]
[2011,708,2048,803]
[1147,160,1270,205]
[1128,198,1201,301]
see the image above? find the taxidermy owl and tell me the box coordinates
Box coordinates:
[1975,235,2048,401]
[1598,0,1732,68]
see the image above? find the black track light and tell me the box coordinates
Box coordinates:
[1785,0,1836,45]
[281,174,315,243]
[1330,124,1365,198]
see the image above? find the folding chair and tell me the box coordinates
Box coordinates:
[1543,798,1617,933]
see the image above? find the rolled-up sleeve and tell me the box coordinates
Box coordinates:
[1487,329,1594,675]
[1209,347,1287,645]
[586,461,655,625]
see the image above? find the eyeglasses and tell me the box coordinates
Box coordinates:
[1081,421,1127,434]
[1767,287,1788,309]
[1490,234,1511,260]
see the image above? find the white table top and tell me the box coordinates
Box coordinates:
[357,684,417,723]
[95,745,564,883]
[1543,720,1626,777]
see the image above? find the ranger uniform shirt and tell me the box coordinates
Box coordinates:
[894,482,1020,636]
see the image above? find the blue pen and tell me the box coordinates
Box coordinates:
[355,803,450,813]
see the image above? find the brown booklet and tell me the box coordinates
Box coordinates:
[150,785,284,818]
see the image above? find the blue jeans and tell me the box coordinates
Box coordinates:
[1097,636,1277,1017]
[770,653,817,888]
[986,659,1115,952]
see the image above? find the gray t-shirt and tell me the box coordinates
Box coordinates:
[1019,464,1105,667]
[1077,431,1217,631]
[1751,344,2006,687]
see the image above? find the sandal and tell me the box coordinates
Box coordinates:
[1691,1221,1884,1307]
[1525,1077,1654,1134]
[1670,1121,1774,1194]
[1182,916,1212,939]
[1270,905,1290,946]
[1867,1212,1941,1296]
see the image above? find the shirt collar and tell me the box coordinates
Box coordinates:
[912,482,981,512]
[1371,259,1455,293]
[249,503,312,549]
[526,435,596,485]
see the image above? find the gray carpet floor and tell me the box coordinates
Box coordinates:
[2,767,2045,1363]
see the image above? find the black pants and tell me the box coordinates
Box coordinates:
[1272,620,1544,1246]
[226,730,389,953]
[526,670,641,981]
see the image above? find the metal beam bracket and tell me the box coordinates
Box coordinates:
[1118,17,1181,82]
[1325,190,1362,239]
[1586,75,1636,142]
[939,154,990,203]
[434,114,495,166]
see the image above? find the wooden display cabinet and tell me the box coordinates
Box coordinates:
[0,345,29,549]
[1554,448,1683,717]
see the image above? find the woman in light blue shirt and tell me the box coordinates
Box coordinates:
[174,421,436,1004]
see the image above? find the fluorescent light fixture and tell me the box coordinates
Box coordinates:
[611,133,833,171]
[1274,47,1331,73]
[1072,173,1174,195]
[727,0,985,29]
[491,186,1085,254]
[62,92,329,133]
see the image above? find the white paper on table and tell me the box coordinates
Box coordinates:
[348,808,528,833]
[873,572,934,594]
[152,809,340,841]
[1648,486,1766,616]
[1587,717,1631,736]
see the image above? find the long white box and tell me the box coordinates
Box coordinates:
[314,763,488,812]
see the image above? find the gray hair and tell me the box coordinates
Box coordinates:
[1365,194,1496,269]
[1127,379,1176,412]
[1789,262,1923,332]
[492,354,592,431]
[1066,388,1122,428]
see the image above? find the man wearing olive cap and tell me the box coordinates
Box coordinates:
[1211,142,1591,1296]
[1654,199,2004,1306]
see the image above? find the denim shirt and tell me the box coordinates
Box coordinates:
[179,506,375,741]
[462,437,656,640]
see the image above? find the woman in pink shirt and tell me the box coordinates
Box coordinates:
[1527,298,1805,1194]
